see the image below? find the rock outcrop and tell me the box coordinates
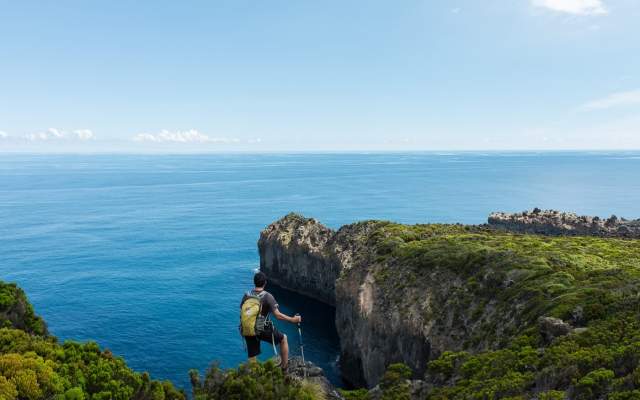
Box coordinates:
[286,357,344,400]
[488,208,640,238]
[258,213,338,305]
[538,316,572,344]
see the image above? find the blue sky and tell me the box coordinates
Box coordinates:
[0,0,639,152]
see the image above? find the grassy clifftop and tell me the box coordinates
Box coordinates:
[371,223,640,337]
[360,223,640,398]
[0,280,185,400]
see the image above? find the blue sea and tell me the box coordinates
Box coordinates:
[1,152,639,391]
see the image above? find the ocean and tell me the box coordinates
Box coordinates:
[1,152,639,391]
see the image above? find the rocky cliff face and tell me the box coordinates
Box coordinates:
[259,212,640,391]
[259,215,482,387]
[259,214,400,386]
[489,208,640,238]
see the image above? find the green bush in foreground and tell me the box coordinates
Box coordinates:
[189,360,323,400]
[0,327,185,400]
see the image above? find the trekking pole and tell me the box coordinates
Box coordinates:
[295,313,306,379]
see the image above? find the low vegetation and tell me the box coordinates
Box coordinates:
[361,223,640,398]
[189,360,324,400]
[422,315,640,399]
[340,363,414,400]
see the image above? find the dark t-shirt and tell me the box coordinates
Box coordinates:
[241,290,278,317]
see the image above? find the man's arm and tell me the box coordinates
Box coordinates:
[273,308,301,324]
[266,293,301,324]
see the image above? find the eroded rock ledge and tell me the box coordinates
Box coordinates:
[258,213,338,305]
[489,208,640,238]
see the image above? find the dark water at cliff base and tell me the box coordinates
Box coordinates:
[267,285,342,385]
[1,152,639,391]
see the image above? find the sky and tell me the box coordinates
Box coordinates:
[0,0,639,152]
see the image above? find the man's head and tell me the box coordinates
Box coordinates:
[254,271,267,288]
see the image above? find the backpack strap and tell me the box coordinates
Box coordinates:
[240,291,251,308]
[254,290,269,321]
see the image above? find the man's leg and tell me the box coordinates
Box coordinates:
[245,336,261,362]
[262,328,288,369]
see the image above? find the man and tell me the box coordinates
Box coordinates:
[241,271,301,369]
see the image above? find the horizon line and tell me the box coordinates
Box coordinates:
[1,148,640,156]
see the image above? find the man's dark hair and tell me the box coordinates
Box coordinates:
[254,272,267,288]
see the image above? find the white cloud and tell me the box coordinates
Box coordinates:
[451,7,461,14]
[131,129,240,144]
[532,0,608,15]
[73,129,95,140]
[24,128,95,141]
[0,131,8,139]
[580,89,640,111]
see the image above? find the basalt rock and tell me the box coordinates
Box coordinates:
[258,213,338,305]
[538,316,572,344]
[488,209,640,238]
[286,356,344,400]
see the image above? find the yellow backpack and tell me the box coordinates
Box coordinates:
[240,291,267,337]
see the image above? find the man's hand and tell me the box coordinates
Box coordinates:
[292,314,302,324]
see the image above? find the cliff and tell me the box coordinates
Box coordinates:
[489,208,640,238]
[258,213,367,306]
[260,214,482,387]
[259,213,640,398]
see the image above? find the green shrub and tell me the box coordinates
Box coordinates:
[190,360,323,400]
[427,351,469,378]
[538,390,566,400]
[339,388,370,400]
[64,387,85,400]
[379,363,412,400]
[574,368,615,399]
[0,326,184,400]
[609,390,640,400]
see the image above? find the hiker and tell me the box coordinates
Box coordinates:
[240,271,302,369]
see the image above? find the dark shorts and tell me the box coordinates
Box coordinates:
[244,326,285,358]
